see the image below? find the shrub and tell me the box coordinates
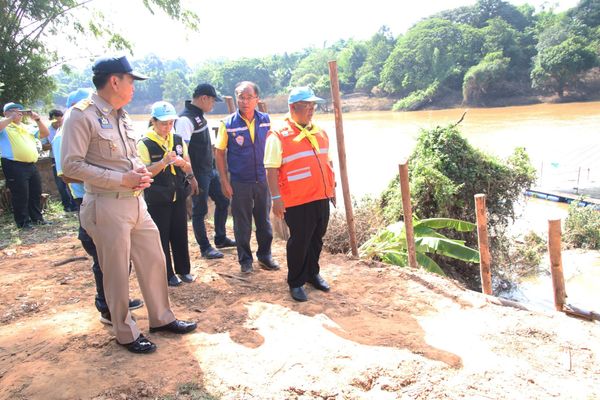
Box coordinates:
[378,124,536,289]
[380,125,536,230]
[323,196,385,254]
[392,81,440,111]
[564,203,600,249]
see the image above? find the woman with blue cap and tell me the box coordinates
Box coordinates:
[137,101,198,286]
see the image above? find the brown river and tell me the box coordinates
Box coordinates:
[133,101,600,311]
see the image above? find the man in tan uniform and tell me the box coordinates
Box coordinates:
[61,56,196,354]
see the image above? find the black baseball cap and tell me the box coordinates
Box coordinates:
[92,56,148,80]
[193,83,222,101]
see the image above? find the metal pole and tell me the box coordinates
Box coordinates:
[328,60,358,257]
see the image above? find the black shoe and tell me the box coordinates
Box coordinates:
[290,286,308,302]
[241,263,253,274]
[215,237,236,249]
[100,311,112,325]
[18,222,34,230]
[258,257,280,271]
[128,298,144,310]
[120,334,156,354]
[202,247,224,259]
[308,274,330,292]
[178,273,196,283]
[150,319,197,334]
[168,275,182,287]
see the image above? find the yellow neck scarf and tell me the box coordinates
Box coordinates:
[146,129,175,175]
[288,116,320,151]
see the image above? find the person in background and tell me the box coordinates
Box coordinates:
[61,55,196,354]
[215,81,279,273]
[0,102,50,229]
[138,101,198,287]
[264,87,335,302]
[45,109,77,212]
[175,83,235,259]
[53,87,143,325]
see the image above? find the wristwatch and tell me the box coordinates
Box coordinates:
[185,173,194,180]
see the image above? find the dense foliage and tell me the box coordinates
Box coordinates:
[564,203,600,249]
[4,0,600,109]
[377,124,536,288]
[380,125,536,230]
[0,0,198,106]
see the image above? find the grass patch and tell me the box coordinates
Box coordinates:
[0,199,79,249]
[158,382,220,400]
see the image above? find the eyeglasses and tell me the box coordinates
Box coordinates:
[295,102,317,110]
[237,96,258,103]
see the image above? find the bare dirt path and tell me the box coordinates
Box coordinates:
[1,227,599,399]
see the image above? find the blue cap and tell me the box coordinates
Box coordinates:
[3,102,26,112]
[151,101,178,121]
[92,56,148,80]
[288,86,325,105]
[66,88,93,108]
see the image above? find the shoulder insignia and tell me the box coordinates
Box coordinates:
[74,98,93,111]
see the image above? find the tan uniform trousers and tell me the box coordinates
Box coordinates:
[80,192,175,344]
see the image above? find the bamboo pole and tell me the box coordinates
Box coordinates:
[224,96,235,113]
[548,219,566,311]
[328,60,358,257]
[474,194,492,295]
[398,163,417,269]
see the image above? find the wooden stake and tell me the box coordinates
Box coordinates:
[475,194,492,295]
[257,101,268,113]
[224,96,235,113]
[548,219,566,311]
[328,60,358,257]
[398,163,417,269]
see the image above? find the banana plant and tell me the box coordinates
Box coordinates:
[359,218,480,275]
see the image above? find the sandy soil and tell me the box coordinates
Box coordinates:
[1,223,599,400]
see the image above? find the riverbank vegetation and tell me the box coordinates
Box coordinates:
[38,0,600,113]
[325,123,537,291]
[564,202,600,249]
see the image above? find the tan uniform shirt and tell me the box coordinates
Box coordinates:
[61,93,143,193]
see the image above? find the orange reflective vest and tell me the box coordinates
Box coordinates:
[271,120,335,208]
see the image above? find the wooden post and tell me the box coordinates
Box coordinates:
[474,194,492,295]
[257,101,268,113]
[548,219,566,311]
[328,60,358,257]
[224,96,235,113]
[398,163,417,269]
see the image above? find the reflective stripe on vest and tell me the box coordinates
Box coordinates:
[273,121,335,208]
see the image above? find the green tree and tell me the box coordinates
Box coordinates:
[355,26,395,94]
[380,18,483,95]
[531,36,597,97]
[290,48,337,97]
[462,51,510,104]
[162,70,189,105]
[337,40,367,92]
[0,0,198,106]
[568,0,600,28]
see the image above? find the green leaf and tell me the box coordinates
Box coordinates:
[416,253,446,275]
[414,218,476,232]
[415,236,480,263]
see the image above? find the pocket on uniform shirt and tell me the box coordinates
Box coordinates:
[96,130,115,159]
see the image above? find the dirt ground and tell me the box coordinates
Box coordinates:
[1,220,599,400]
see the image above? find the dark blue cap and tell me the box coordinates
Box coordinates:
[92,56,147,80]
